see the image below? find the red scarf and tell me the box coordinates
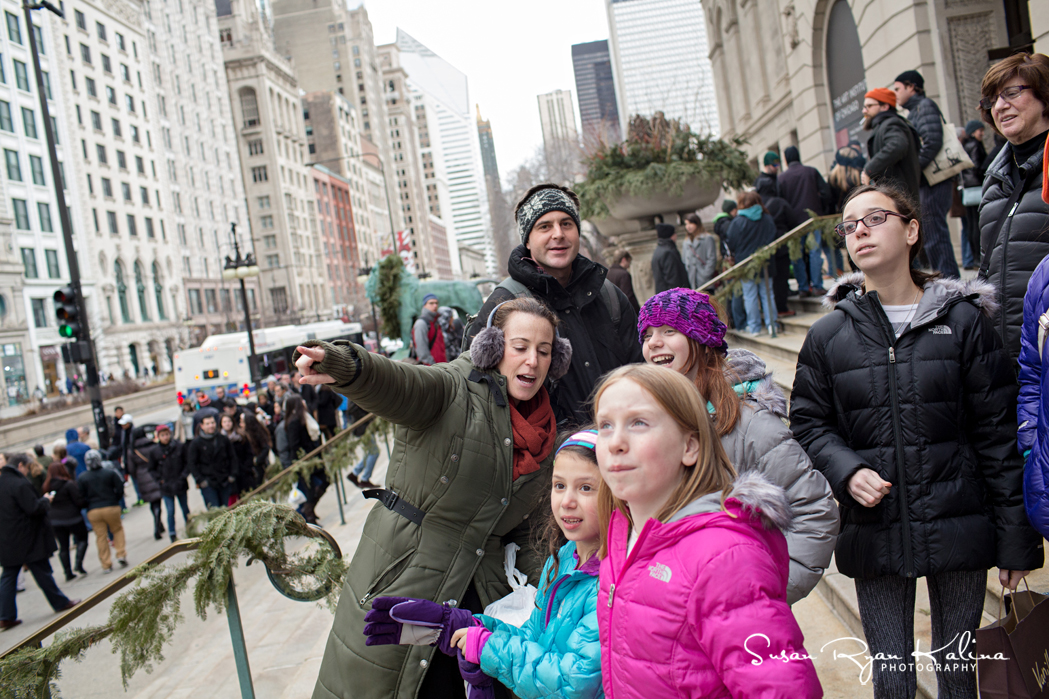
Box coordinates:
[509,388,556,481]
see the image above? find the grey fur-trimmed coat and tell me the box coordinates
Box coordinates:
[720,349,839,604]
[789,274,1044,580]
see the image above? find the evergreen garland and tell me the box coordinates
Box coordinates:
[376,255,404,339]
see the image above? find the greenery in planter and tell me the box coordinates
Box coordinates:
[576,113,756,220]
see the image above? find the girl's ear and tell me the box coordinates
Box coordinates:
[906,218,921,247]
[682,431,701,467]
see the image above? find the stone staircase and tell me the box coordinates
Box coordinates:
[727,293,1049,699]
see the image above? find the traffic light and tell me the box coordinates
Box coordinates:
[54,286,81,339]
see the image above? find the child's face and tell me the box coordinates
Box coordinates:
[551,452,601,557]
[641,325,693,378]
[595,378,699,520]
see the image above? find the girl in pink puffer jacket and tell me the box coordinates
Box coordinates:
[593,364,822,699]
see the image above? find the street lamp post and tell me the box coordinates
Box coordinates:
[24,0,110,448]
[223,223,262,397]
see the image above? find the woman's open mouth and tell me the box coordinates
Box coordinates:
[650,354,675,366]
[516,374,536,387]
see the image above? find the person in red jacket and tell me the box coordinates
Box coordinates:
[412,294,447,365]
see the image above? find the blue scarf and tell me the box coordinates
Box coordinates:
[738,205,763,221]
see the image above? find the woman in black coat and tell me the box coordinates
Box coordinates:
[221,413,256,499]
[42,459,88,580]
[313,384,339,439]
[240,411,273,490]
[128,435,165,540]
[276,393,324,524]
[790,183,1043,699]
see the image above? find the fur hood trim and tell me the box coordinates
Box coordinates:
[725,348,787,418]
[668,470,794,532]
[822,273,999,318]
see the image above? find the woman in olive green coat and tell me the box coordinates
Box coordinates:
[295,297,571,699]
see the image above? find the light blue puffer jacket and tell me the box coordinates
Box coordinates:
[476,540,603,699]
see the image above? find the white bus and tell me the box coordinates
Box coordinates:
[174,321,363,404]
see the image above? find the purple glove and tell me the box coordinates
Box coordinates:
[457,651,495,699]
[363,596,474,656]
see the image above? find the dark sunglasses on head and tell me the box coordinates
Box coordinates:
[979,85,1032,111]
[836,210,911,237]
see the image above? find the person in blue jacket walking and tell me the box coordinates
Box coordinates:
[1018,249,1049,539]
[363,429,604,699]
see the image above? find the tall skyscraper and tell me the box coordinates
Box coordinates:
[395,29,494,275]
[571,40,621,145]
[476,107,513,274]
[606,0,720,135]
[537,90,581,182]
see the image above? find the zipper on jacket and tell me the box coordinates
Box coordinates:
[606,521,651,694]
[998,199,1017,342]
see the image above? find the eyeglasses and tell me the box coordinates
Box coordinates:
[835,210,911,237]
[979,85,1031,111]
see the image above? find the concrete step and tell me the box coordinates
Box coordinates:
[728,328,807,365]
[787,295,828,315]
[793,585,874,698]
[777,312,824,337]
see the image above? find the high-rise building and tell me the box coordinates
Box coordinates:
[46,0,189,374]
[395,29,494,275]
[218,0,329,327]
[310,164,358,313]
[606,0,720,135]
[571,40,621,145]
[0,184,38,404]
[476,106,513,273]
[537,89,580,179]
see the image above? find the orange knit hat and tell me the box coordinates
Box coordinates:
[865,87,896,108]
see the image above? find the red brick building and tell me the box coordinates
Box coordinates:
[311,165,361,314]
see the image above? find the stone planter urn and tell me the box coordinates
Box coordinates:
[602,175,721,221]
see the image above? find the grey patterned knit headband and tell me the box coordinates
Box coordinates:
[516,188,581,245]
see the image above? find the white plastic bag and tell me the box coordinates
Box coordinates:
[482,543,537,627]
[288,486,307,507]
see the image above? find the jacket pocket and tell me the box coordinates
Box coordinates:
[429,434,463,502]
[360,547,416,606]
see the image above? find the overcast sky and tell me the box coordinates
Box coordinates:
[359,0,609,188]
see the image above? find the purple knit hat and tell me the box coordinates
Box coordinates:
[638,288,728,354]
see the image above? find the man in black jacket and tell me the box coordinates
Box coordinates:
[960,120,988,270]
[0,453,79,629]
[187,415,237,509]
[862,88,921,199]
[651,223,691,293]
[778,145,837,294]
[894,70,960,278]
[465,184,643,426]
[149,425,190,542]
[605,250,640,314]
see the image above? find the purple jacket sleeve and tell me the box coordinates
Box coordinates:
[1019,257,1049,539]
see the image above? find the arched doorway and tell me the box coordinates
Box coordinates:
[825,0,866,148]
[128,343,140,376]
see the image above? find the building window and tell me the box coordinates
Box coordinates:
[96,21,106,41]
[140,187,149,205]
[107,210,118,234]
[257,195,270,209]
[125,94,134,112]
[116,151,126,170]
[121,183,131,201]
[115,260,131,322]
[91,110,102,130]
[85,76,96,97]
[21,247,37,277]
[101,53,111,74]
[251,166,267,182]
[204,288,217,313]
[38,203,52,232]
[105,86,116,104]
[266,254,279,269]
[187,288,202,315]
[153,261,166,319]
[111,118,121,137]
[101,177,112,197]
[80,43,90,64]
[116,32,125,51]
[126,214,137,236]
[12,199,29,229]
[21,108,36,138]
[29,155,44,185]
[270,286,287,312]
[260,215,273,229]
[5,12,20,44]
[45,249,59,278]
[13,60,28,91]
[263,234,276,248]
[74,9,85,30]
[31,298,48,327]
[4,149,20,181]
[135,155,144,174]
[144,217,154,238]
[134,261,149,320]
[220,288,231,312]
[239,88,259,127]
[247,139,263,155]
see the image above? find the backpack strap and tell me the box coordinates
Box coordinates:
[497,278,531,298]
[1039,309,1049,359]
[600,278,621,327]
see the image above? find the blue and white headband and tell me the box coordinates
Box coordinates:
[556,429,598,455]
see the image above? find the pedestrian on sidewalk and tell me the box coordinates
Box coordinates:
[725,191,777,335]
[605,249,641,314]
[411,294,447,366]
[976,52,1049,364]
[894,69,961,278]
[276,393,325,524]
[77,450,127,573]
[367,430,604,699]
[148,424,190,542]
[682,213,719,290]
[591,366,822,698]
[65,428,90,478]
[651,223,691,294]
[789,183,1043,698]
[43,459,88,580]
[239,412,272,493]
[0,453,80,631]
[344,399,379,490]
[187,415,237,509]
[959,121,988,270]
[294,295,568,699]
[127,432,165,540]
[638,288,837,603]
[714,200,747,328]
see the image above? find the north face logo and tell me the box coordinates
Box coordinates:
[930,325,952,335]
[648,562,672,583]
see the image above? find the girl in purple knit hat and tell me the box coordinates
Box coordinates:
[637,287,838,604]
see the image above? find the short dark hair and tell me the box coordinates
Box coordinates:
[980,53,1049,134]
[614,248,632,264]
[684,213,703,227]
[33,444,44,456]
[114,406,124,413]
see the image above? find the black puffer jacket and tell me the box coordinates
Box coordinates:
[978,137,1049,363]
[0,466,56,567]
[47,477,85,526]
[186,433,237,488]
[790,274,1044,579]
[961,137,988,189]
[864,110,922,199]
[465,246,643,426]
[651,238,690,293]
[148,440,188,497]
[901,93,944,171]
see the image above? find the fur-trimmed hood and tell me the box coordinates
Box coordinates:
[668,470,794,532]
[725,348,788,418]
[823,272,999,322]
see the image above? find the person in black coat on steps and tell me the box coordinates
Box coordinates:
[42,459,88,580]
[187,415,238,509]
[148,425,190,542]
[276,393,325,524]
[651,223,691,293]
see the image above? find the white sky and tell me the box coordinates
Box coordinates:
[359,0,609,187]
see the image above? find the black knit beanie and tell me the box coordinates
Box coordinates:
[517,188,581,245]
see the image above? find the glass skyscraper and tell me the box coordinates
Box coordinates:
[572,40,622,145]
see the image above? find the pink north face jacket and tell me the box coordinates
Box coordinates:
[597,471,823,698]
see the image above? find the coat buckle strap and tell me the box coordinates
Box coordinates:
[363,488,425,526]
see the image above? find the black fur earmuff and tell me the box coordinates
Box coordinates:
[471,300,573,380]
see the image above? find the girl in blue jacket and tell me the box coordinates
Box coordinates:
[1018,251,1049,539]
[449,428,603,698]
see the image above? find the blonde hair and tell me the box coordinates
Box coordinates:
[594,364,736,558]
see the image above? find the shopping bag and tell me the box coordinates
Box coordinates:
[483,543,537,627]
[923,119,973,186]
[975,583,1049,698]
[288,486,307,507]
[962,186,983,207]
